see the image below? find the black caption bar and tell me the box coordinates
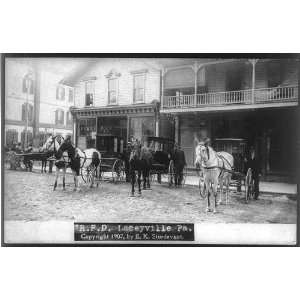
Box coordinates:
[74,223,194,242]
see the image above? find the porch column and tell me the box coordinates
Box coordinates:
[249,59,258,104]
[161,69,165,110]
[73,116,77,146]
[174,115,179,144]
[193,62,199,106]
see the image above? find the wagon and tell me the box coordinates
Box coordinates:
[8,151,51,172]
[93,134,126,183]
[146,136,187,186]
[198,138,255,202]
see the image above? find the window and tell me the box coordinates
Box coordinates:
[21,131,33,148]
[129,117,154,141]
[133,74,145,103]
[6,129,18,147]
[69,88,74,102]
[21,103,34,122]
[66,111,73,126]
[85,81,94,106]
[22,76,34,94]
[108,78,118,105]
[56,86,65,100]
[79,118,96,136]
[55,109,65,125]
[268,61,283,88]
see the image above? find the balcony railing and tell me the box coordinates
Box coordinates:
[163,85,298,110]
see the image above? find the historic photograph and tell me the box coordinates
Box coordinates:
[2,55,298,245]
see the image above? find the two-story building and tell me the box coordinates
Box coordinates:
[5,58,75,148]
[68,58,162,154]
[160,58,299,178]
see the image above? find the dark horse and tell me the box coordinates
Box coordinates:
[129,140,152,197]
[53,137,101,191]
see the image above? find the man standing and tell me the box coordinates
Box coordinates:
[173,143,186,187]
[245,148,261,200]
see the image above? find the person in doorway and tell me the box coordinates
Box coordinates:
[172,143,186,187]
[245,147,261,200]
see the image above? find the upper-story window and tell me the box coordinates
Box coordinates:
[66,111,73,126]
[56,86,65,100]
[108,78,118,105]
[55,109,65,125]
[133,73,145,103]
[22,103,34,122]
[85,81,94,106]
[22,75,34,94]
[106,69,121,105]
[69,88,74,103]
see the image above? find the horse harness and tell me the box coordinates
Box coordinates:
[203,153,234,178]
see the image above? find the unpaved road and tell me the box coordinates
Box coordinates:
[4,170,297,223]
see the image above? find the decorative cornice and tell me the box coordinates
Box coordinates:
[70,103,157,118]
[130,69,148,75]
[105,69,121,79]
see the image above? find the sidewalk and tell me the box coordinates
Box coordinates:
[31,165,297,195]
[162,174,297,195]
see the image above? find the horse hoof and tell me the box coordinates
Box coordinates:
[63,188,66,191]
[130,193,135,197]
[217,201,223,205]
[213,209,217,214]
[205,207,211,213]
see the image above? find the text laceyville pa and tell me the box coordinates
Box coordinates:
[75,224,193,234]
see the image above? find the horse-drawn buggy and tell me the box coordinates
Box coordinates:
[95,135,126,183]
[197,138,255,207]
[6,147,53,173]
[146,136,187,186]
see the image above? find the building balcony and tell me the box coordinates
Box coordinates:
[161,85,298,113]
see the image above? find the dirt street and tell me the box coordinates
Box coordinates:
[4,170,297,223]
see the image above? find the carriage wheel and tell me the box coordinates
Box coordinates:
[199,176,206,198]
[245,168,254,203]
[112,159,125,183]
[81,166,97,184]
[168,160,175,187]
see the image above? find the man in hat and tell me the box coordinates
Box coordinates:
[172,143,186,187]
[245,147,261,200]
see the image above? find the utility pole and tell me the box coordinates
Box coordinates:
[24,73,32,148]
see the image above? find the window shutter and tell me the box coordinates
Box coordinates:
[29,104,33,122]
[62,110,65,125]
[30,80,34,94]
[22,78,26,93]
[22,104,25,121]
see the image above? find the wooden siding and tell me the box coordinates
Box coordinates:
[74,58,160,108]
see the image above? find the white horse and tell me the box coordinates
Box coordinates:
[195,142,234,213]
